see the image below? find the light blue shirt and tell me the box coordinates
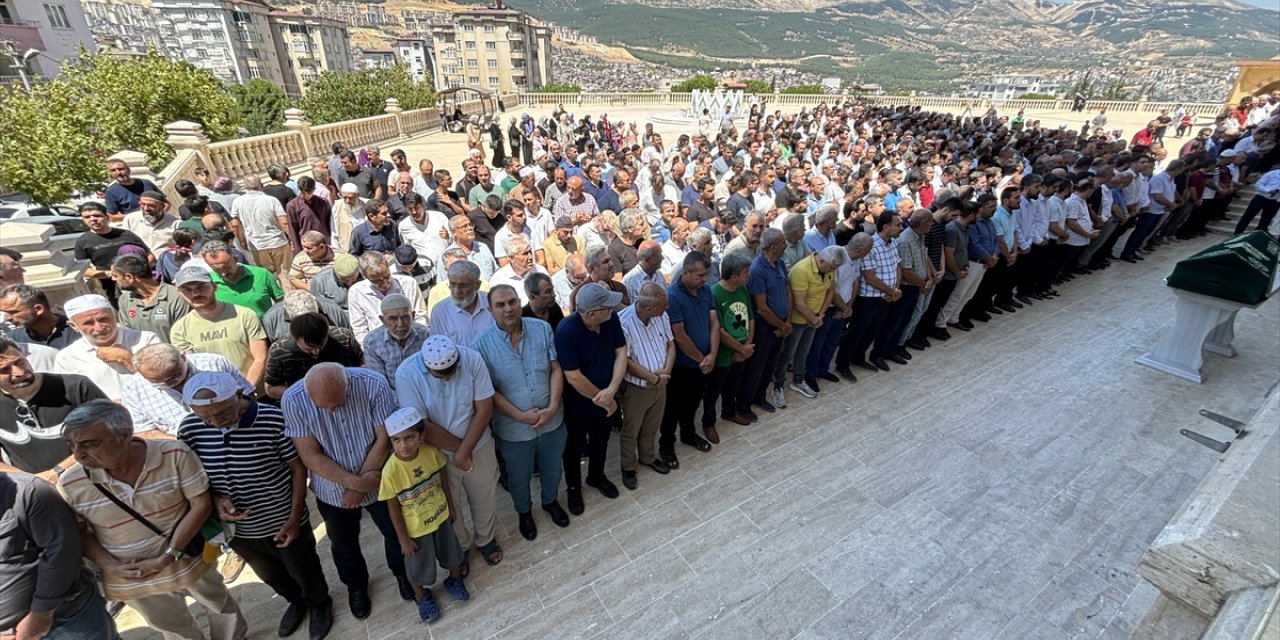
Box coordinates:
[802,227,835,254]
[395,346,495,455]
[992,206,1017,252]
[471,319,563,442]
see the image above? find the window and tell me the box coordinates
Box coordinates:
[487,59,497,68]
[485,41,495,51]
[465,41,475,49]
[43,3,71,29]
[483,23,494,32]
[248,67,262,79]
[462,23,474,31]
[468,75,479,83]
[467,59,477,68]
[488,76,499,86]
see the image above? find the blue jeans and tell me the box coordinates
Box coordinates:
[806,307,846,379]
[45,587,121,640]
[497,425,566,513]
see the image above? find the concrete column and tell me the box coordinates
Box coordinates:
[163,120,212,171]
[283,108,313,158]
[385,98,405,138]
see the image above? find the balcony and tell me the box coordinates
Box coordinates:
[0,21,47,53]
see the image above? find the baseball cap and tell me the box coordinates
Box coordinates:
[394,245,418,265]
[175,265,212,287]
[183,372,241,406]
[385,406,422,437]
[574,282,622,312]
[333,253,360,278]
[420,334,459,370]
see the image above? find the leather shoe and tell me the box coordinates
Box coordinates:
[278,601,306,637]
[518,511,537,540]
[818,372,840,383]
[704,425,720,444]
[1006,299,1024,309]
[871,358,891,372]
[853,360,878,372]
[895,347,912,361]
[753,399,776,413]
[681,435,712,452]
[645,458,671,474]
[905,337,930,350]
[621,469,638,490]
[565,487,584,515]
[585,476,619,499]
[930,328,951,341]
[985,305,1003,315]
[804,376,821,393]
[308,598,333,640]
[996,303,1017,313]
[887,353,908,366]
[347,588,371,620]
[957,319,975,330]
[721,412,751,426]
[542,500,571,527]
[836,366,858,382]
[1015,295,1034,305]
[396,574,414,602]
[660,449,680,469]
[971,311,992,322]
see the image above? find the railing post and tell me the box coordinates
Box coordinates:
[107,150,157,185]
[282,108,313,159]
[385,98,405,138]
[163,121,212,172]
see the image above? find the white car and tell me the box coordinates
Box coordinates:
[0,214,87,258]
[0,203,80,219]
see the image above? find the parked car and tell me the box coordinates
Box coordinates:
[0,215,87,258]
[0,203,80,219]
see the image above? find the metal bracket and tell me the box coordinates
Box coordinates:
[1182,409,1249,453]
[1198,409,1246,434]
[1180,429,1231,453]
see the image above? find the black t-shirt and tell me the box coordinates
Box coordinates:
[0,374,107,473]
[523,303,565,331]
[264,184,295,210]
[554,313,625,417]
[177,199,227,221]
[467,209,506,252]
[687,201,717,224]
[74,228,149,267]
[834,223,858,247]
[340,167,378,199]
[608,237,640,275]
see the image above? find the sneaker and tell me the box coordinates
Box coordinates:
[770,385,788,408]
[443,576,470,602]
[818,372,840,383]
[804,376,821,393]
[417,591,440,623]
[789,380,817,398]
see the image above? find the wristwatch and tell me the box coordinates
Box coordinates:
[163,546,184,560]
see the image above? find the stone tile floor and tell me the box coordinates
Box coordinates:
[119,233,1280,639]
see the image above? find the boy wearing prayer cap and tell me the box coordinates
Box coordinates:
[378,406,470,623]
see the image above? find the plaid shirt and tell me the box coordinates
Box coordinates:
[859,234,900,298]
[362,323,429,392]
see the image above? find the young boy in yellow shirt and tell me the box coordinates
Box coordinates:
[379,407,470,622]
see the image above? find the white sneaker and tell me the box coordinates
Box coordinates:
[771,385,788,408]
[789,380,817,399]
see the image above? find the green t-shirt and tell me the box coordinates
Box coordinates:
[211,264,282,317]
[169,303,267,376]
[711,282,752,367]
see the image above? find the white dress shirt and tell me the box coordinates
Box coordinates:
[398,212,452,270]
[346,274,427,343]
[429,294,494,347]
[122,353,253,435]
[53,328,162,400]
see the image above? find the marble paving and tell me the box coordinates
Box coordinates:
[118,233,1280,640]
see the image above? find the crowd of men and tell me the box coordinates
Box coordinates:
[3,91,1279,640]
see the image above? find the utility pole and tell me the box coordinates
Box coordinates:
[0,39,31,91]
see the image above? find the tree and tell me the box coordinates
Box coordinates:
[0,50,240,205]
[297,65,434,126]
[742,79,771,94]
[671,74,717,92]
[229,79,289,136]
[1068,71,1097,99]
[532,81,582,93]
[780,84,824,95]
[1099,80,1134,101]
[1016,92,1057,100]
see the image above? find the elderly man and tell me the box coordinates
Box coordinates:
[179,373,333,640]
[490,235,549,305]
[122,190,180,252]
[448,214,498,281]
[426,247,491,312]
[394,335,503,567]
[170,266,269,388]
[724,210,767,262]
[621,240,665,302]
[281,364,407,617]
[122,343,252,437]
[0,335,106,480]
[838,211,904,374]
[230,175,293,290]
[659,251,718,468]
[704,251,756,431]
[816,234,872,383]
[54,294,161,400]
[347,252,426,344]
[398,192,451,272]
[349,201,401,257]
[288,232,340,291]
[0,285,81,349]
[473,286,570,540]
[203,240,283,317]
[263,289,350,344]
[310,253,361,311]
[551,175,600,230]
[264,313,363,399]
[331,183,365,251]
[363,294,429,392]
[617,283,675,489]
[541,216,578,275]
[431,261,495,346]
[780,213,810,269]
[778,246,843,400]
[606,208,649,276]
[554,283,627,513]
[550,253,588,315]
[57,400,248,640]
[521,272,564,330]
[573,246,630,312]
[110,254,190,342]
[738,228,792,413]
[1,470,118,640]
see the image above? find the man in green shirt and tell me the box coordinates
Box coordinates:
[702,251,755,439]
[201,240,283,317]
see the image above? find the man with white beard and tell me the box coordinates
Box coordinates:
[429,261,495,346]
[362,294,429,392]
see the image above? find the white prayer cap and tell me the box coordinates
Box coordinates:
[64,294,112,319]
[385,406,422,437]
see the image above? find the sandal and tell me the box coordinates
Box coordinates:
[457,550,470,578]
[479,539,503,566]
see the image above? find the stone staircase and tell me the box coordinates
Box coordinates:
[1204,183,1258,236]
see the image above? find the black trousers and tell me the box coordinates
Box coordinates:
[703,361,745,425]
[660,365,707,451]
[1097,218,1133,263]
[871,286,918,360]
[315,499,405,589]
[563,409,613,488]
[963,255,1008,318]
[1016,245,1047,296]
[738,326,784,411]
[1234,195,1280,234]
[230,524,330,607]
[837,296,890,369]
[914,278,957,340]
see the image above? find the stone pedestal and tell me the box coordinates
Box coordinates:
[1136,279,1278,383]
[1,221,89,309]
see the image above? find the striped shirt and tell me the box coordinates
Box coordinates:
[122,353,253,435]
[57,439,211,600]
[618,306,673,387]
[178,401,301,538]
[281,368,396,507]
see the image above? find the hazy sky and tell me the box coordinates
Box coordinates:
[1238,0,1279,8]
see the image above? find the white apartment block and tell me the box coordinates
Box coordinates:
[394,36,432,84]
[0,0,95,80]
[427,3,551,94]
[269,11,353,97]
[973,73,1062,101]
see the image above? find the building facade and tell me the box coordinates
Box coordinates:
[427,4,550,93]
[393,36,431,84]
[972,73,1062,101]
[0,0,95,81]
[269,11,353,97]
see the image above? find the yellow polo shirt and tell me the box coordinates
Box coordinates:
[787,254,832,324]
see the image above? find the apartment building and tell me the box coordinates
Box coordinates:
[427,3,551,94]
[393,36,431,84]
[0,0,95,80]
[269,11,353,96]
